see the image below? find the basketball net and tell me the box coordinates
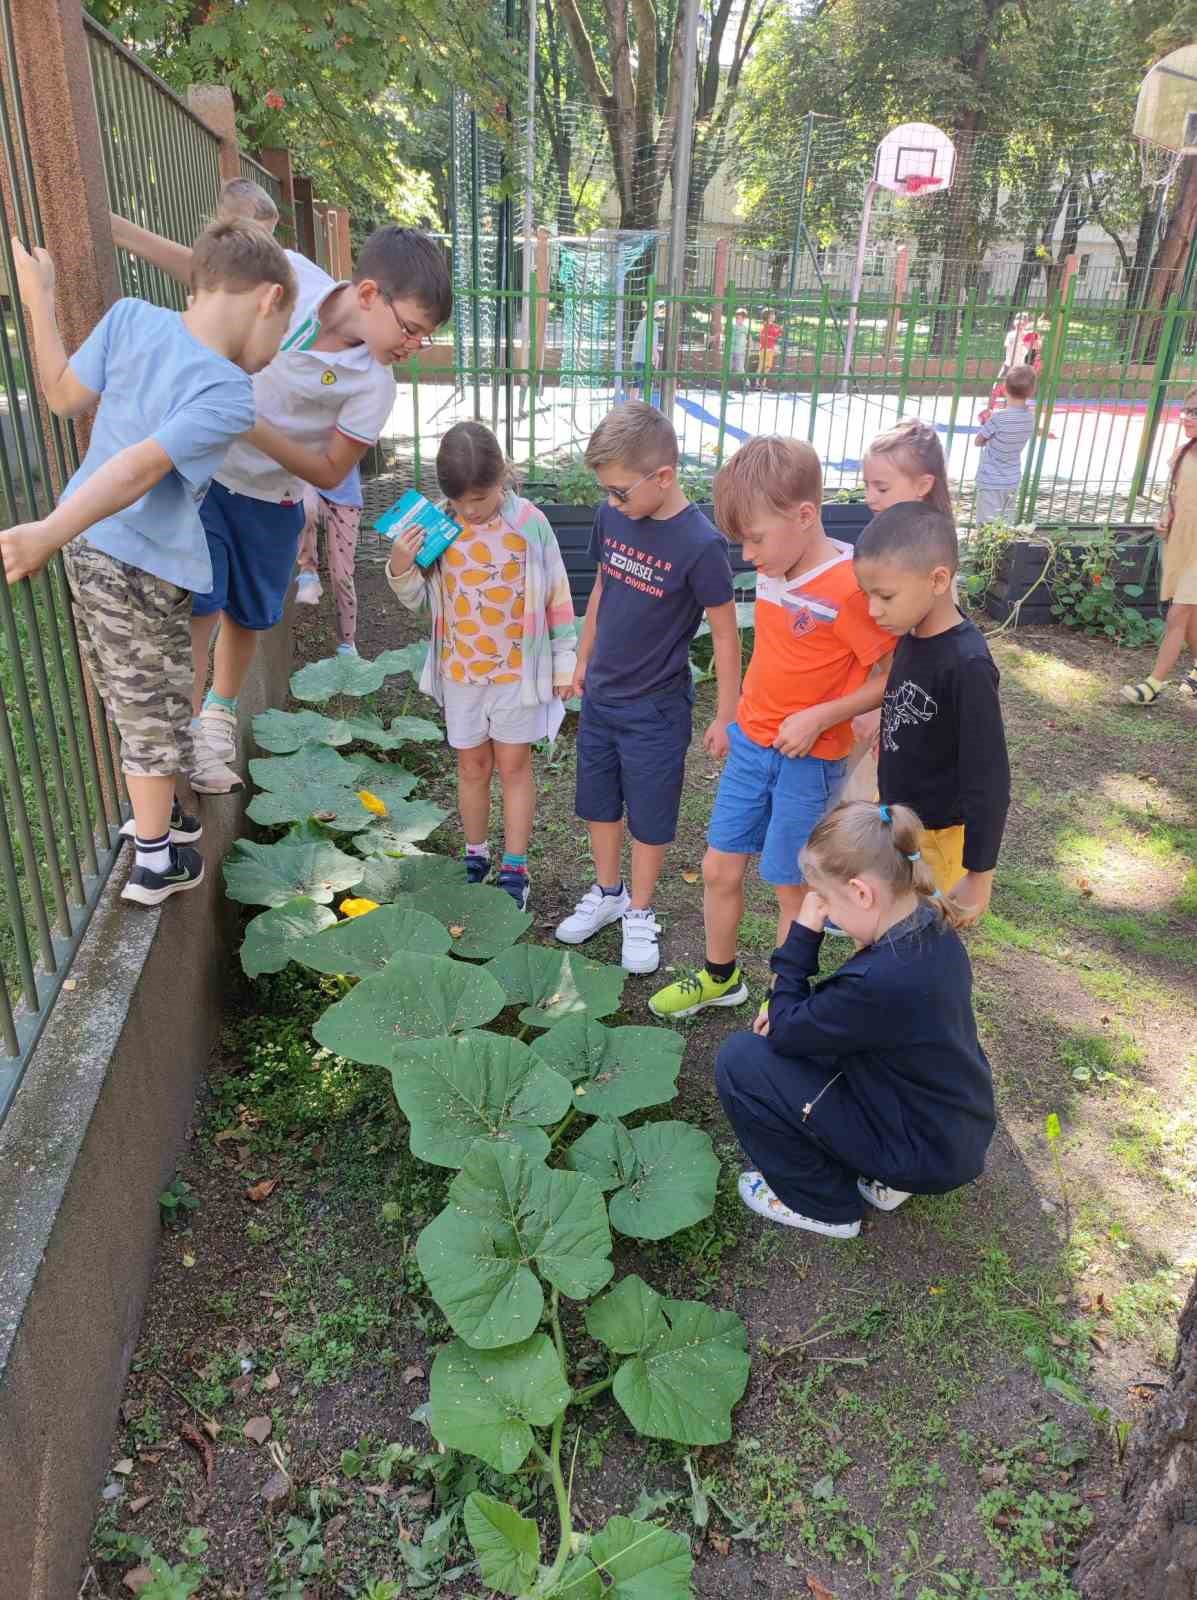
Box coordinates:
[1137,135,1185,203]
[896,173,944,196]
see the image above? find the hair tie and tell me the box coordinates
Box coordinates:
[906,850,921,863]
[878,804,892,824]
[930,888,943,899]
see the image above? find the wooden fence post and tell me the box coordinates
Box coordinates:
[259,147,296,247]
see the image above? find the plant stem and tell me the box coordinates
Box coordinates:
[538,1414,572,1594]
[548,1105,577,1148]
[573,1374,614,1405]
[549,1287,568,1377]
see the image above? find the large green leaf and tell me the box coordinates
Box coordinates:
[417,1140,611,1347]
[391,1033,573,1168]
[564,1121,718,1240]
[289,651,392,702]
[399,882,531,960]
[312,956,506,1064]
[586,1516,694,1598]
[586,1276,749,1447]
[530,1018,684,1119]
[240,896,337,978]
[354,851,462,904]
[246,747,371,832]
[463,1494,540,1597]
[355,798,450,853]
[351,755,420,804]
[252,708,352,753]
[376,641,430,681]
[486,946,626,1029]
[337,713,412,750]
[292,905,451,976]
[427,1334,570,1472]
[224,837,364,907]
[545,1557,604,1600]
[387,714,442,743]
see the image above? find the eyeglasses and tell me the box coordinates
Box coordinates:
[386,300,435,349]
[604,469,658,505]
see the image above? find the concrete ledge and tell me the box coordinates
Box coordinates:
[0,615,293,1600]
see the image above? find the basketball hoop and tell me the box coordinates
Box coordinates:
[1135,45,1197,198]
[896,172,945,197]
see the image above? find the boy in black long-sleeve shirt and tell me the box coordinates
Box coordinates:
[853,501,1010,926]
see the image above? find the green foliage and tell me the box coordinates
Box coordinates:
[486,945,627,1029]
[1050,538,1165,649]
[158,1173,198,1227]
[418,1141,613,1346]
[224,836,363,907]
[565,1119,720,1240]
[247,747,373,832]
[354,798,451,854]
[312,955,508,1063]
[226,654,747,1598]
[530,1017,685,1120]
[290,649,430,704]
[252,708,357,753]
[292,904,453,975]
[390,1033,574,1168]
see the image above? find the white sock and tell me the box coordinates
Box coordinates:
[135,832,172,873]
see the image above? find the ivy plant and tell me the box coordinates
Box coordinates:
[224,648,750,1597]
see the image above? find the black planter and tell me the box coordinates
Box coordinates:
[982,526,1162,625]
[546,499,875,612]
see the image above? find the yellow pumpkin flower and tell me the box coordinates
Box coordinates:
[357,789,388,817]
[340,897,379,919]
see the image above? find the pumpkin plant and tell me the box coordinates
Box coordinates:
[223,651,751,1597]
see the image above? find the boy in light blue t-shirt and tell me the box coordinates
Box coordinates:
[0,220,295,906]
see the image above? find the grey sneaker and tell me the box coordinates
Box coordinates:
[121,844,205,907]
[190,706,243,794]
[555,883,629,944]
[857,1178,912,1212]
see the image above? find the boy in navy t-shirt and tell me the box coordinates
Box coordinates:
[0,222,295,906]
[555,402,740,975]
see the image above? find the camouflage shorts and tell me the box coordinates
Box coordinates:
[63,541,194,777]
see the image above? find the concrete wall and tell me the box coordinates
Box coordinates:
[0,617,293,1600]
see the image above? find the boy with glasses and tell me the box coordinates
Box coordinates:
[113,218,451,791]
[555,402,740,974]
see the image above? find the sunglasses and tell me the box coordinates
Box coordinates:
[386,300,435,348]
[604,469,659,505]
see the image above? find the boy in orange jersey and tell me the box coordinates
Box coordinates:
[650,437,895,1019]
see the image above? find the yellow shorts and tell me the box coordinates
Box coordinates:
[920,825,966,894]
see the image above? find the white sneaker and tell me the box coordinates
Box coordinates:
[555,883,630,944]
[189,706,243,794]
[857,1177,912,1212]
[335,642,357,656]
[737,1172,861,1237]
[621,908,661,974]
[295,573,322,605]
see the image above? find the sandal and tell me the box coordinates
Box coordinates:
[1120,678,1162,705]
[1181,669,1197,699]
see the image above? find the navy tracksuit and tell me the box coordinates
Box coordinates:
[715,904,995,1225]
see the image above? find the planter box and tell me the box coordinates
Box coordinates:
[982,526,1162,625]
[545,499,874,612]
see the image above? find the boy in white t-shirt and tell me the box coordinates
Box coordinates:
[113,219,452,791]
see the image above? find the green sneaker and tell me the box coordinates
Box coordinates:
[649,966,749,1021]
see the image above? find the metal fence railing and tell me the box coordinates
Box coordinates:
[0,2,129,1115]
[86,16,223,310]
[381,276,1185,527]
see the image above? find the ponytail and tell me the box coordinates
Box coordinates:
[865,419,954,520]
[802,800,965,929]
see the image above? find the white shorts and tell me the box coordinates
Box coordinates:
[442,678,555,749]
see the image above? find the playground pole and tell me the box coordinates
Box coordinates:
[1127,225,1197,511]
[787,112,815,300]
[841,179,878,391]
[661,0,700,416]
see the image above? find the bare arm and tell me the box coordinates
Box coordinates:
[10,240,98,417]
[110,213,193,285]
[571,573,601,697]
[1,439,173,583]
[772,656,893,758]
[702,600,742,757]
[244,419,368,492]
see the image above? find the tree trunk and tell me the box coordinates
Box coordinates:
[1073,1272,1197,1599]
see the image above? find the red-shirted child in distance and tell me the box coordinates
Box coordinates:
[650,437,896,1020]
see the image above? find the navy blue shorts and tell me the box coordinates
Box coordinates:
[192,481,305,631]
[575,687,692,846]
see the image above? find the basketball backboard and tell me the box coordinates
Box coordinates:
[1135,43,1197,154]
[873,122,956,196]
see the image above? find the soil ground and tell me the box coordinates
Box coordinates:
[82,546,1197,1600]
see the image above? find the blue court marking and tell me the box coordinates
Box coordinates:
[675,395,754,442]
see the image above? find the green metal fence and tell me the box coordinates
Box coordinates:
[85,15,223,311]
[0,2,129,1114]
[385,272,1186,527]
[239,149,294,248]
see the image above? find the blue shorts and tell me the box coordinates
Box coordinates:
[707,722,845,886]
[575,687,692,846]
[192,481,305,630]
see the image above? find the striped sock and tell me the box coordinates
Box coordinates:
[135,832,172,873]
[502,853,528,873]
